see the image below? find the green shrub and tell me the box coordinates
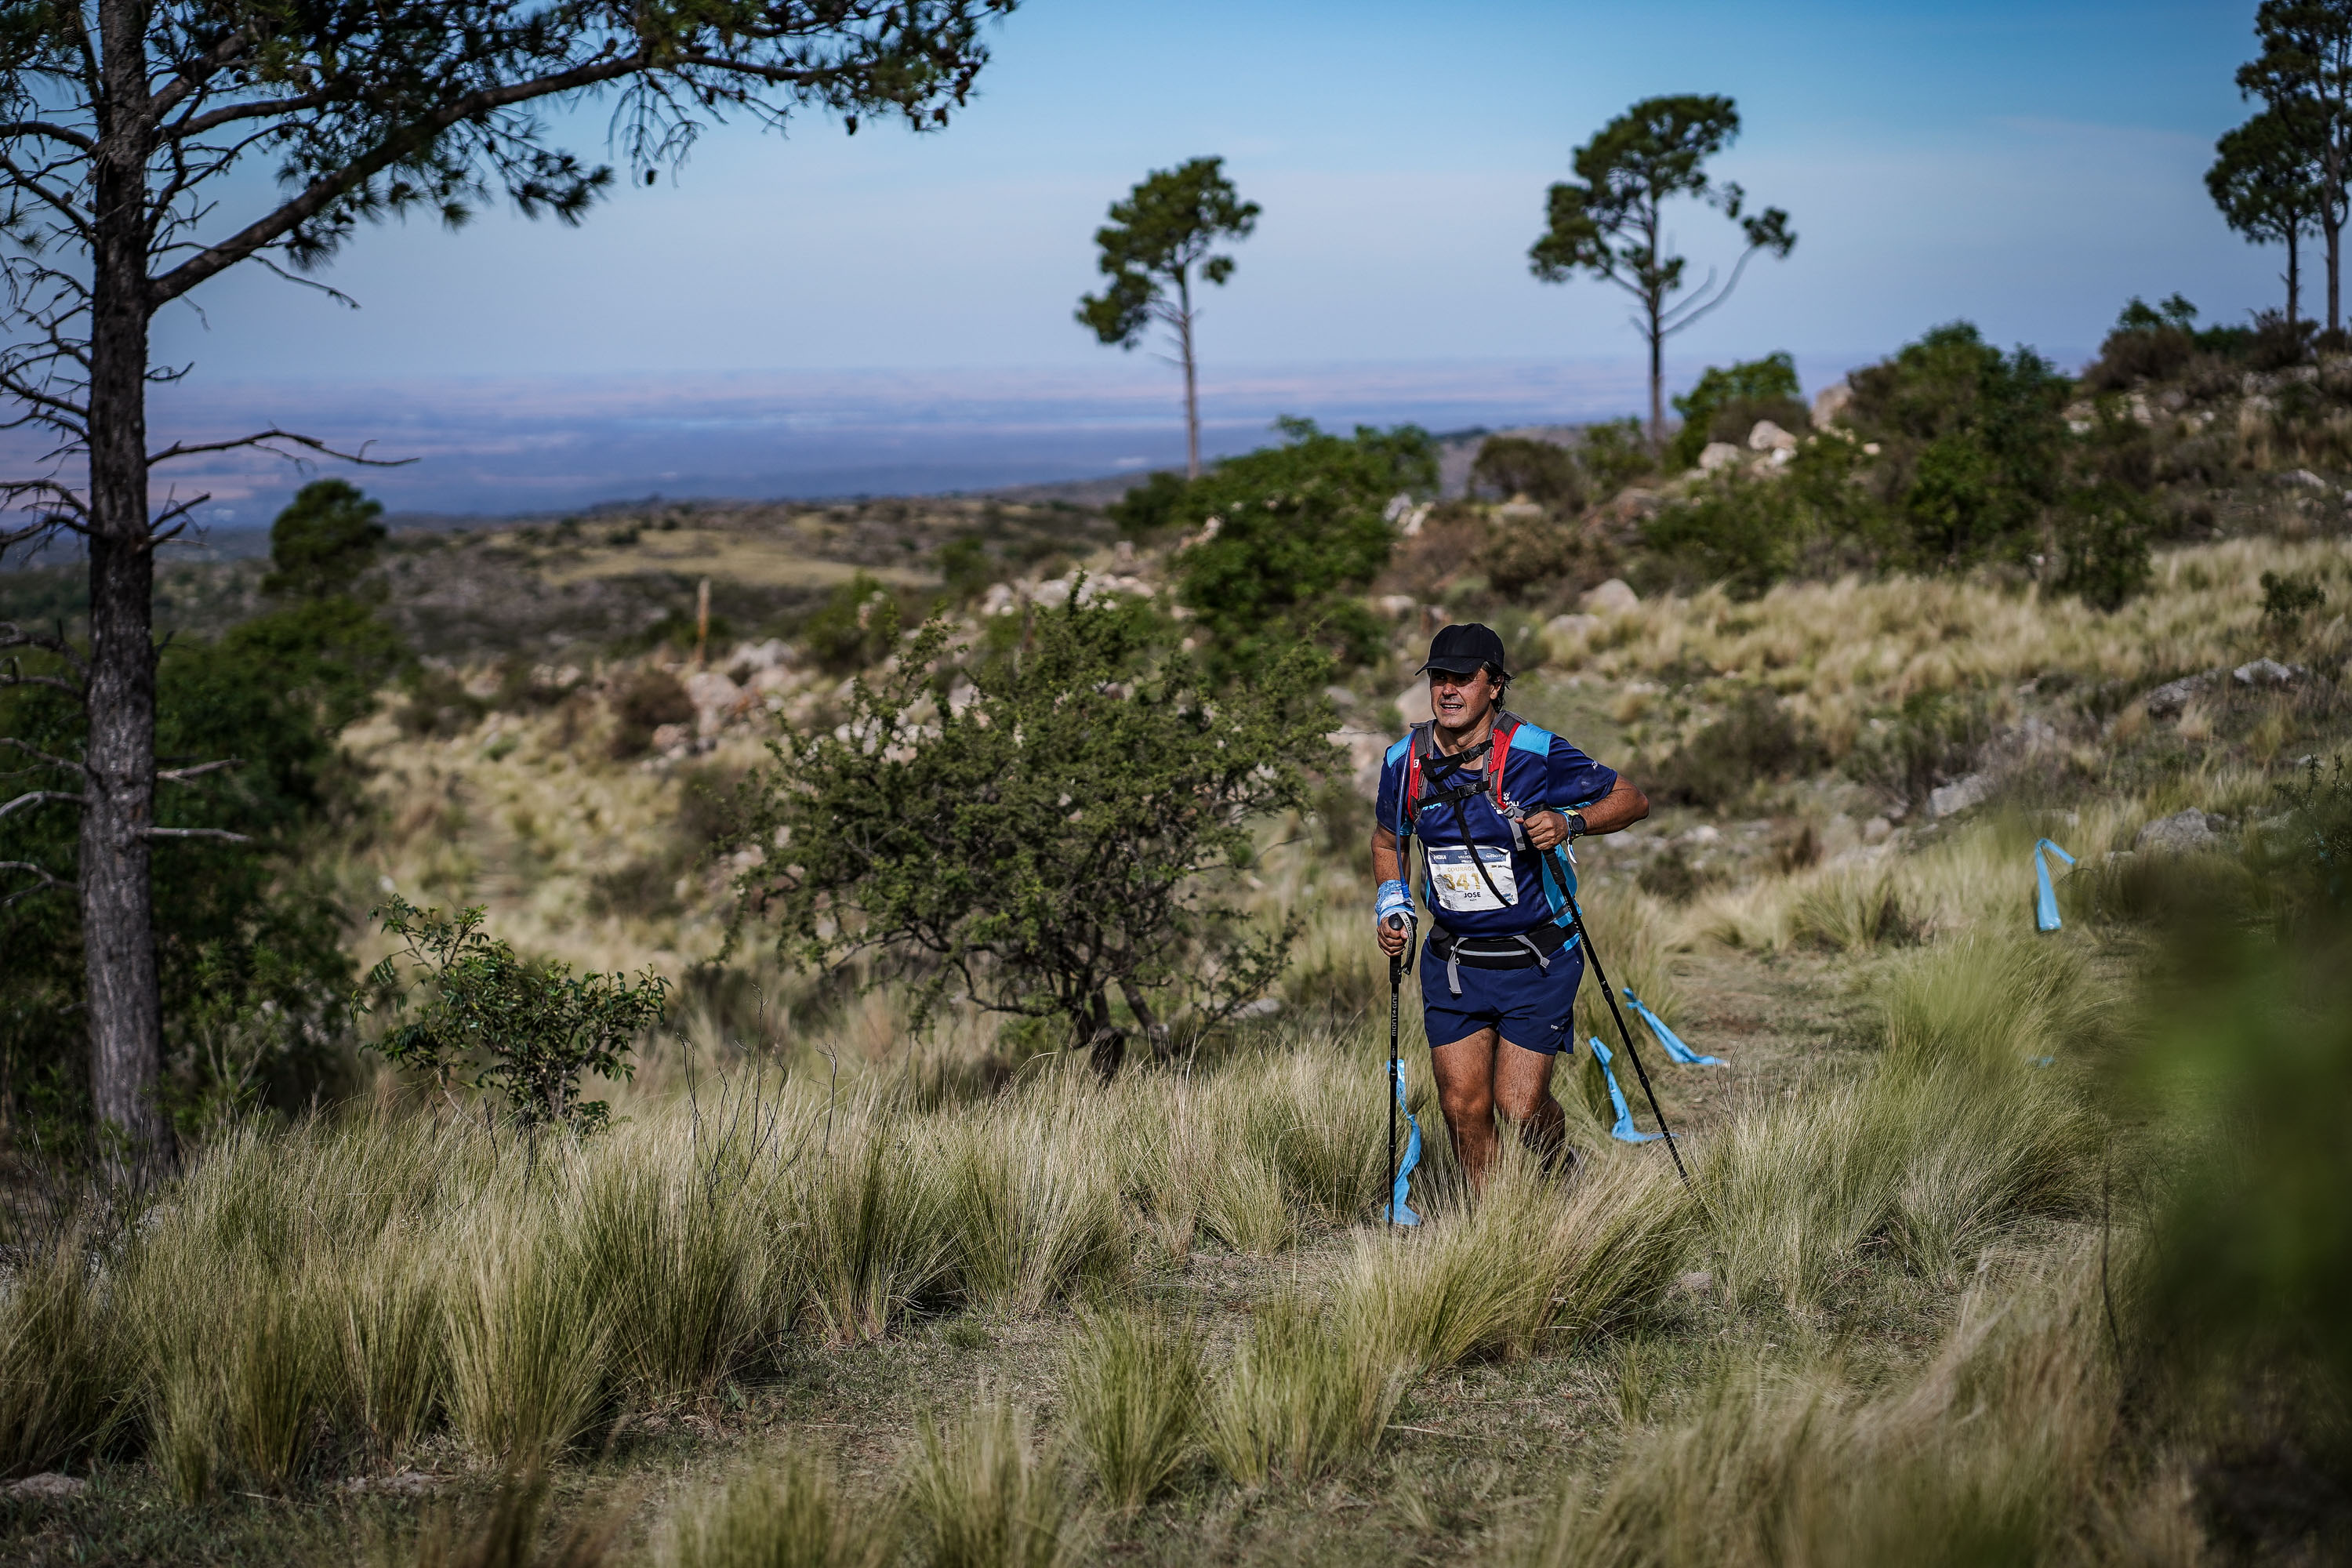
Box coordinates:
[1166,418,1436,673]
[1578,418,1656,498]
[1470,434,1584,510]
[608,666,694,759]
[1648,690,1821,808]
[728,601,1332,1068]
[2053,485,2154,611]
[1845,322,2071,570]
[801,572,900,675]
[1666,352,1806,472]
[2260,567,2328,637]
[357,898,670,1137]
[1107,470,1190,540]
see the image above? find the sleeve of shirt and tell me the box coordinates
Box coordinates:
[1374,745,1406,837]
[1545,734,1617,811]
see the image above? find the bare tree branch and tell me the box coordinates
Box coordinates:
[0,736,88,775]
[0,859,73,906]
[147,428,412,466]
[141,826,252,844]
[157,758,240,783]
[0,789,84,821]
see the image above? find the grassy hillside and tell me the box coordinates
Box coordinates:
[5,329,2351,1563]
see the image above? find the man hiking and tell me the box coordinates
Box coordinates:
[1372,623,1649,1188]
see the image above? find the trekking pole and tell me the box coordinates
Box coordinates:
[1560,880,1692,1192]
[1385,916,1407,1229]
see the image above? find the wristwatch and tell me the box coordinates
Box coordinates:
[1561,809,1586,839]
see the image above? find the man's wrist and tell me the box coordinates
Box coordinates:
[1374,878,1413,926]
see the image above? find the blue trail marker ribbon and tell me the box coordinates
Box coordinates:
[2034,839,2076,933]
[1388,1059,1423,1225]
[1589,1036,1661,1144]
[1623,989,1722,1066]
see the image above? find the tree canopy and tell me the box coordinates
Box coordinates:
[1077,157,1259,478]
[1530,95,1795,448]
[0,0,1017,1161]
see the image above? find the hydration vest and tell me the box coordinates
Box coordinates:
[1388,711,1579,935]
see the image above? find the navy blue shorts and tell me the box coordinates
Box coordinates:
[1420,938,1585,1055]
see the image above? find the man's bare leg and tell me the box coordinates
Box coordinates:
[1494,1039,1571,1172]
[1429,1027,1501,1188]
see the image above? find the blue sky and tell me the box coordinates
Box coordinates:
[157,0,2273,379]
[109,1,2288,511]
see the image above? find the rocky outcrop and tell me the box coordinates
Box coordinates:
[1581,578,1640,614]
[2134,809,2232,855]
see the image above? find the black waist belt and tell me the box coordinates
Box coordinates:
[1427,921,1573,996]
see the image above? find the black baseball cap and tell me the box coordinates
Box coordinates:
[1416,622,1508,678]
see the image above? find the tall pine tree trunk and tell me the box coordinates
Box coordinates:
[2289,226,2303,328]
[83,0,169,1167]
[1178,273,1200,480]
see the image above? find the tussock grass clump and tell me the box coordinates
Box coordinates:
[906,1390,1078,1568]
[1500,1250,2155,1568]
[119,1179,343,1498]
[1060,1303,1205,1511]
[0,1231,116,1476]
[794,1122,954,1344]
[1337,1146,1694,1374]
[1704,935,2107,1305]
[444,1209,608,1463]
[1203,1292,1401,1486]
[934,1101,1128,1312]
[336,1242,445,1460]
[570,1138,766,1399]
[659,1451,895,1568]
[397,1467,633,1568]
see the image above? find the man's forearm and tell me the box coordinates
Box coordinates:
[1370,826,1403,884]
[1575,777,1650,836]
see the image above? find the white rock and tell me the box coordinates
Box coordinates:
[1581,578,1640,614]
[1545,612,1602,643]
[1032,579,1073,609]
[2282,468,2331,489]
[2143,670,2223,720]
[2233,657,2306,688]
[980,582,1018,617]
[684,670,745,737]
[9,1472,86,1500]
[1232,997,1283,1021]
[1377,594,1417,620]
[731,638,792,671]
[1697,441,1744,474]
[1811,382,1853,427]
[1928,771,1993,819]
[1861,815,1893,845]
[1685,824,1722,845]
[1394,682,1435,726]
[1748,419,1799,452]
[651,721,691,754]
[2135,809,2227,855]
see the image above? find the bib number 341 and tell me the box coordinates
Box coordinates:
[1425,844,1518,912]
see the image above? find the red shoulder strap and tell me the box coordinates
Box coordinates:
[1488,716,1519,811]
[1402,724,1427,833]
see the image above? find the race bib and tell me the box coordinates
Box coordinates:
[1425,844,1519,913]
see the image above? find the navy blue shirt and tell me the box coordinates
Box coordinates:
[1375,717,1617,938]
